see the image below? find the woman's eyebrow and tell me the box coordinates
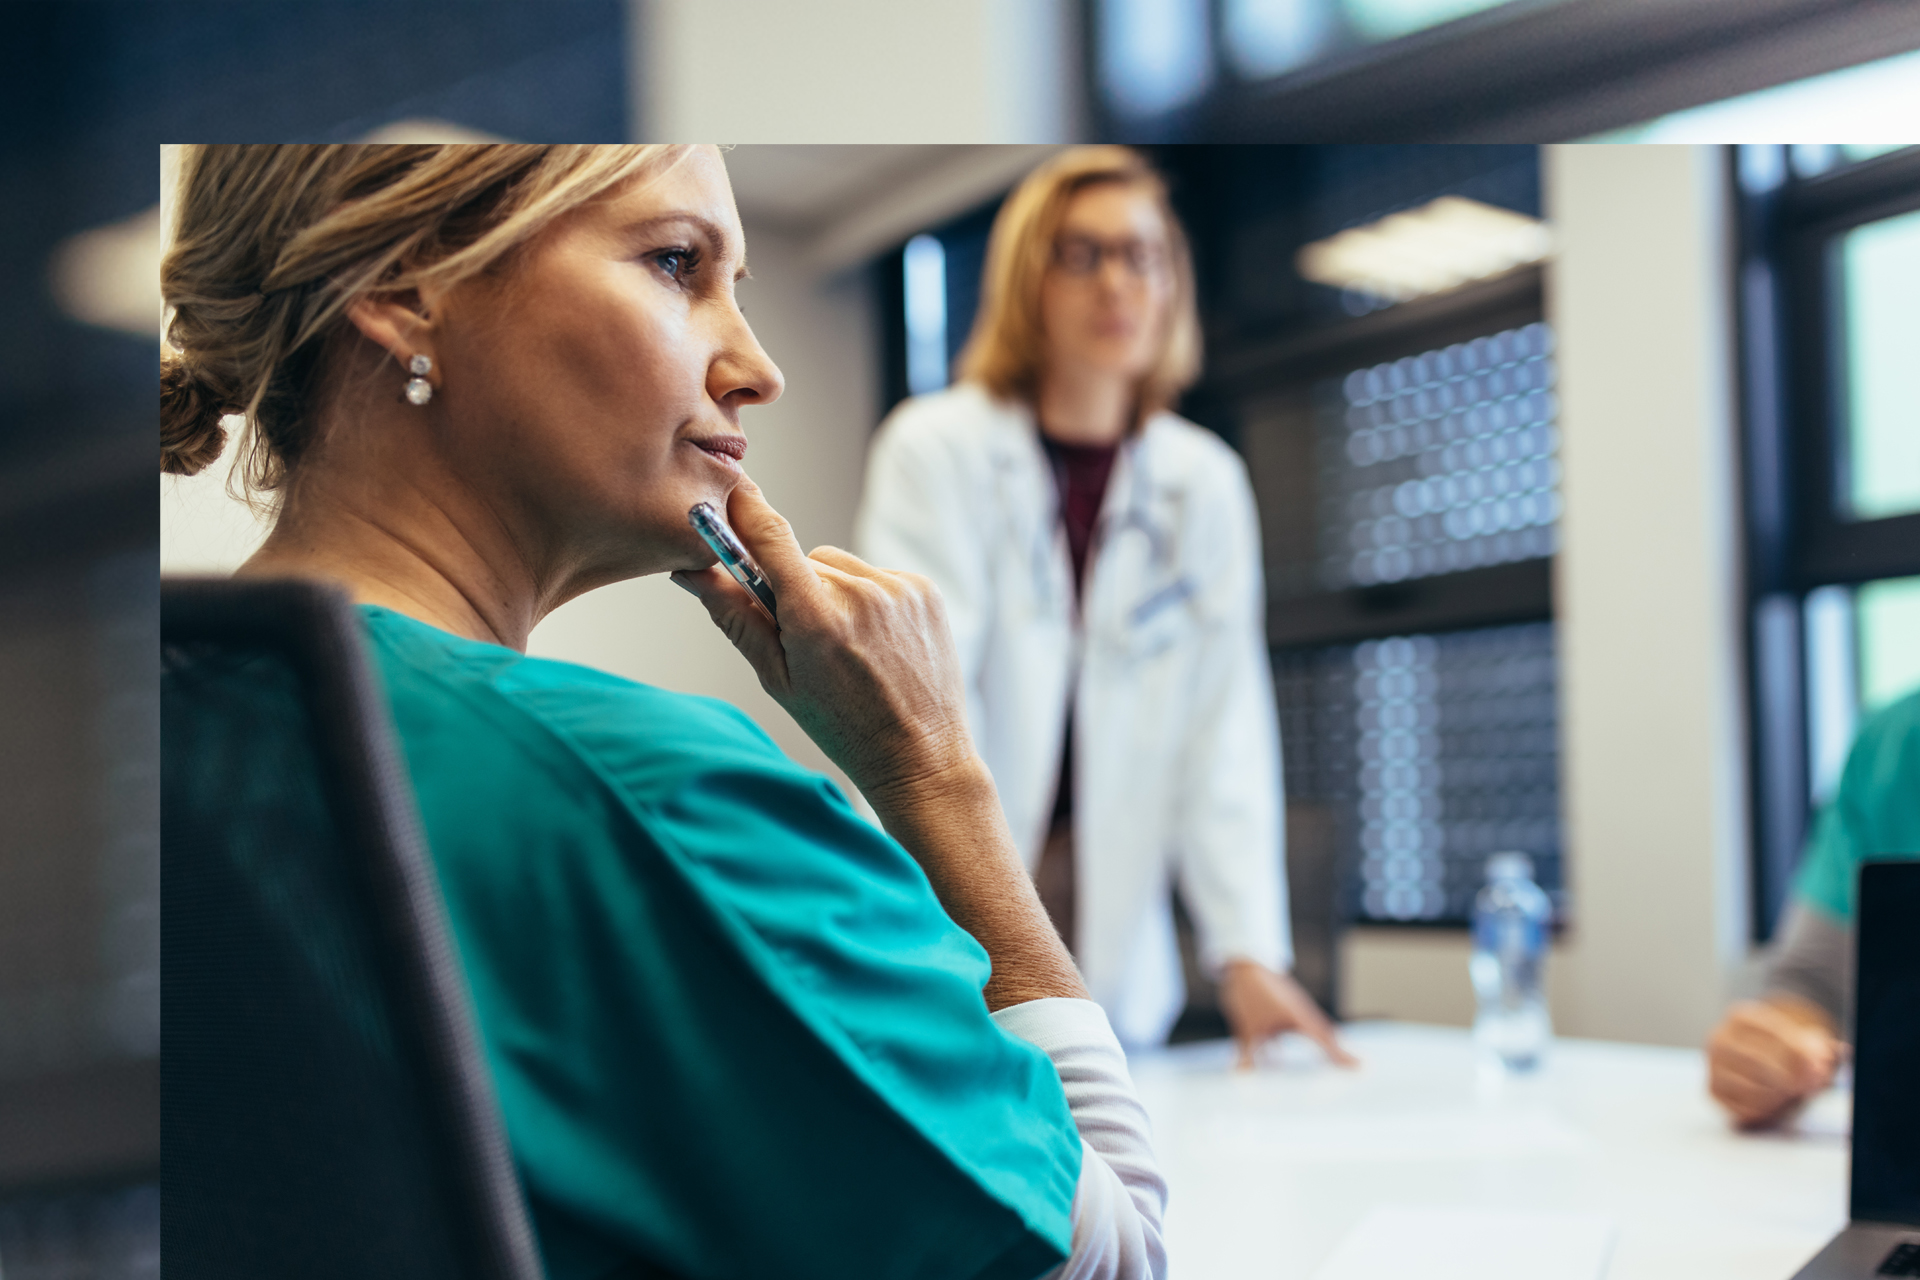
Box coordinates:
[621,212,742,263]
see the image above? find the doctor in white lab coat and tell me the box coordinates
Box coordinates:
[856,147,1352,1063]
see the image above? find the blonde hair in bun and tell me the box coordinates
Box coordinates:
[160,142,686,504]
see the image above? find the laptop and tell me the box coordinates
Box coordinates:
[1792,860,1920,1279]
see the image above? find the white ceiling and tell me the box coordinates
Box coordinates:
[724,145,944,231]
[725,143,1066,273]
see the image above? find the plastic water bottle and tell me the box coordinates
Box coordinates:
[1470,852,1553,1072]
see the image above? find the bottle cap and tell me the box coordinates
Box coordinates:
[1485,851,1534,882]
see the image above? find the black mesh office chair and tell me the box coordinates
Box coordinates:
[162,577,544,1280]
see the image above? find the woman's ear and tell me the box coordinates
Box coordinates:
[344,288,442,367]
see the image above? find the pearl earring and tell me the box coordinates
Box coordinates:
[404,354,433,406]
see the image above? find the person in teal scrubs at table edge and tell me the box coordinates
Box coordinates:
[160,143,1167,1279]
[1706,687,1920,1129]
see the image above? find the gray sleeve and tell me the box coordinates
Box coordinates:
[1762,901,1853,1036]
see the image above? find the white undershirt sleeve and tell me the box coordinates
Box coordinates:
[991,998,1168,1280]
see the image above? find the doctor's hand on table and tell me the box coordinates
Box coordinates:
[1218,959,1359,1070]
[1705,995,1842,1129]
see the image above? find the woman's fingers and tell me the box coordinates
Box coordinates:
[1709,1056,1798,1126]
[1295,1005,1359,1068]
[1269,970,1358,1068]
[1221,963,1358,1070]
[671,566,789,691]
[723,475,820,609]
[684,479,974,807]
[1724,1002,1834,1094]
[809,543,884,578]
[1233,1031,1261,1072]
[1706,1000,1837,1127]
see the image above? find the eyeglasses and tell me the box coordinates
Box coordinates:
[1051,235,1168,279]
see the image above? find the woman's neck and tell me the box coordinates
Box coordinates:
[233,414,562,653]
[1035,366,1132,447]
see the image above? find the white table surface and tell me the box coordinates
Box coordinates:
[1126,1021,1850,1280]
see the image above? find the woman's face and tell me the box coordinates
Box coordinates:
[428,145,782,585]
[1038,183,1175,386]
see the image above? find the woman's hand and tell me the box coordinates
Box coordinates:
[1706,997,1841,1129]
[674,476,1086,1010]
[1217,960,1359,1071]
[671,476,975,808]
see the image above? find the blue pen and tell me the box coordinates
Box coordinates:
[688,501,778,621]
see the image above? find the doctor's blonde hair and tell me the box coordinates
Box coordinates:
[956,146,1201,432]
[161,142,687,504]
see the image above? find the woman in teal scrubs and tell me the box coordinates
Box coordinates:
[160,143,1166,1278]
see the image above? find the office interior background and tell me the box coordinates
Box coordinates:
[7,1,1920,1275]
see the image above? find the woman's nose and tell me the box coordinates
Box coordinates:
[1097,254,1142,296]
[712,311,784,408]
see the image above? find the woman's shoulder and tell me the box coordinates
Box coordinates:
[875,382,1032,456]
[1842,687,1920,831]
[1139,410,1253,492]
[359,604,783,787]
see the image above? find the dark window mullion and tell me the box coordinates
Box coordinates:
[1784,184,1920,589]
[1798,513,1920,590]
[1267,559,1552,649]
[1780,148,1920,227]
[1736,145,1807,943]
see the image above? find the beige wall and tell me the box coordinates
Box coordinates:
[1341,145,1753,1046]
[1340,928,1578,1029]
[1545,143,1750,1046]
[636,0,1077,143]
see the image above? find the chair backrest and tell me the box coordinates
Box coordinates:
[162,577,544,1280]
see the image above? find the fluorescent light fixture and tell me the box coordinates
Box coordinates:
[1295,195,1551,306]
[50,205,163,338]
[358,119,508,144]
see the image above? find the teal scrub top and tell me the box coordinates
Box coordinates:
[359,607,1081,1280]
[1792,688,1920,925]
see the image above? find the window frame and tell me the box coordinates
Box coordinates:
[1199,262,1559,933]
[1737,144,1920,941]
[1198,263,1553,649]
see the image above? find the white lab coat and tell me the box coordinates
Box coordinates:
[855,383,1291,1046]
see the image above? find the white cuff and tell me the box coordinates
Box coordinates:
[994,998,1168,1280]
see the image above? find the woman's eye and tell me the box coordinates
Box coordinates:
[654,247,698,281]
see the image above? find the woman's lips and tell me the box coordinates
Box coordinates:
[688,435,747,470]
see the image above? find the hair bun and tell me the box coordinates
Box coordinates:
[160,357,233,476]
